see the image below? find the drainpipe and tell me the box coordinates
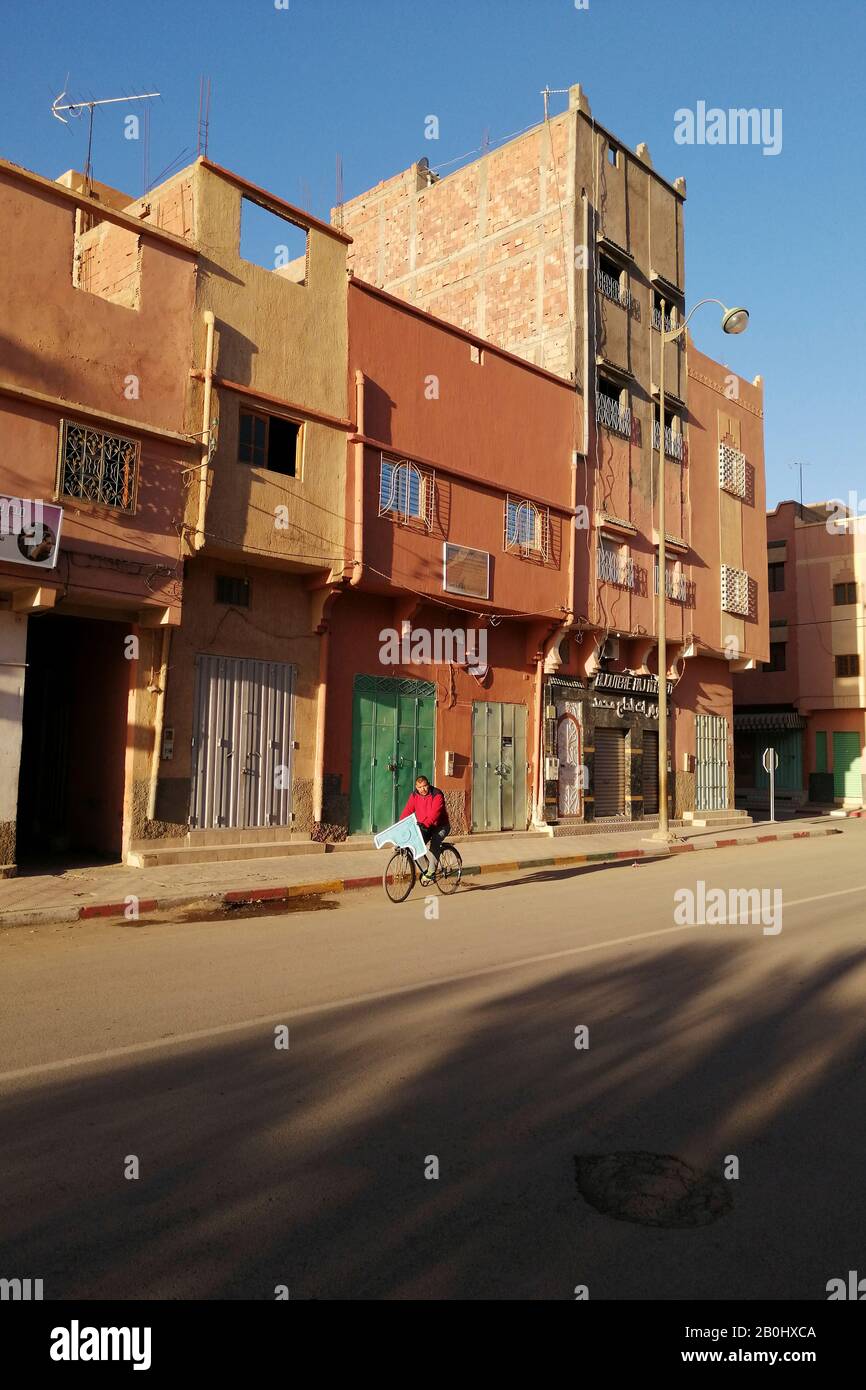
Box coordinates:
[146,626,172,823]
[193,310,216,551]
[349,369,366,586]
[312,609,331,827]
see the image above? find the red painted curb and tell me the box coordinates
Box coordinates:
[669,843,696,853]
[224,886,289,904]
[715,839,738,847]
[793,831,810,839]
[756,835,778,844]
[341,875,382,890]
[615,849,647,860]
[79,899,159,920]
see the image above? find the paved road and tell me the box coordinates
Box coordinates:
[2,829,865,1299]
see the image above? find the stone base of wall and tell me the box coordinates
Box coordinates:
[0,819,16,874]
[444,790,468,837]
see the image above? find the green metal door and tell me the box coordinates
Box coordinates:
[833,731,863,801]
[755,731,803,793]
[349,675,435,833]
[471,702,527,832]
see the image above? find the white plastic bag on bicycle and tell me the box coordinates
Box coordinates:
[373,812,427,862]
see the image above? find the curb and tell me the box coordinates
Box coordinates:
[0,826,846,930]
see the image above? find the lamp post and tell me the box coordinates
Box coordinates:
[652,297,749,842]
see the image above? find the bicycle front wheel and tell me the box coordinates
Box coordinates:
[435,844,462,895]
[384,848,416,903]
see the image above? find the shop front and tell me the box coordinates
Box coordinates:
[544,670,674,824]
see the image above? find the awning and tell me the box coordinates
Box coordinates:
[734,711,806,731]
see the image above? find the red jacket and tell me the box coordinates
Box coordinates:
[400,787,448,830]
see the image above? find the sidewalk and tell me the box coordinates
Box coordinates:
[0,815,851,928]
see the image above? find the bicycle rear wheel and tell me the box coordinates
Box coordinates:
[435,843,462,894]
[384,848,416,903]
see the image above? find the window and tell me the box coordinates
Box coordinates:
[598,535,634,588]
[378,456,434,530]
[835,654,860,678]
[596,375,631,437]
[834,581,857,605]
[443,542,490,599]
[766,642,787,672]
[57,420,139,512]
[215,575,251,607]
[721,563,751,616]
[768,561,785,592]
[653,407,683,460]
[240,197,308,285]
[654,558,691,603]
[607,144,618,167]
[651,289,678,334]
[597,253,629,309]
[239,409,301,477]
[504,497,550,559]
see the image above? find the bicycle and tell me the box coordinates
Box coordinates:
[383,841,463,903]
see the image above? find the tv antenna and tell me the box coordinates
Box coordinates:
[51,85,160,191]
[789,460,811,517]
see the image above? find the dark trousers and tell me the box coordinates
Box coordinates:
[419,824,446,873]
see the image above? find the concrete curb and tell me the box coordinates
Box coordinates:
[0,826,846,930]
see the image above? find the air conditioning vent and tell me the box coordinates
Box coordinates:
[443,542,490,600]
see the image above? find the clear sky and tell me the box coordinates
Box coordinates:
[2,0,863,509]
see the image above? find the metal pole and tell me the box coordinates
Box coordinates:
[656,302,669,837]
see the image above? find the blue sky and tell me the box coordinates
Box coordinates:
[2,0,863,508]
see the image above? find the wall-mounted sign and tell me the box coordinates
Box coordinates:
[592,694,669,722]
[593,670,674,700]
[0,496,63,569]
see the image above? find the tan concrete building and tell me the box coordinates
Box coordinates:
[125,159,352,864]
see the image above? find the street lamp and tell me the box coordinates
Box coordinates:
[651,297,750,843]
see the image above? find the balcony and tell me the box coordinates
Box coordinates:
[652,419,684,460]
[654,563,694,604]
[598,545,635,589]
[597,266,630,310]
[596,393,632,438]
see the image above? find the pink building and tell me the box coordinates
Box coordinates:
[733,500,866,809]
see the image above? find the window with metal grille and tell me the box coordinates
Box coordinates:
[57,420,139,512]
[504,497,550,559]
[597,535,634,589]
[378,455,434,530]
[596,375,631,437]
[653,408,684,460]
[835,653,860,678]
[597,253,629,310]
[721,563,751,616]
[239,409,301,477]
[215,574,251,607]
[443,542,490,599]
[718,441,747,497]
[834,581,857,605]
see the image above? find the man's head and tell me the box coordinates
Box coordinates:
[415,776,430,795]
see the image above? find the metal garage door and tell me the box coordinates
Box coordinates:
[472,702,527,832]
[696,714,729,811]
[594,727,626,817]
[833,731,863,801]
[349,675,436,833]
[642,730,659,815]
[190,655,296,830]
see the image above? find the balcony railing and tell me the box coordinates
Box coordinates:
[597,393,632,438]
[653,418,684,460]
[654,563,693,604]
[598,546,635,589]
[597,267,630,309]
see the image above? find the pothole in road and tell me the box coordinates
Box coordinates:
[574,1151,733,1228]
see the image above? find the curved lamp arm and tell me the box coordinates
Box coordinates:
[662,297,749,343]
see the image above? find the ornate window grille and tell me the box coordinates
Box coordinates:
[652,418,684,460]
[378,455,434,531]
[654,562,693,604]
[718,441,747,498]
[596,266,630,310]
[597,540,634,589]
[721,563,751,616]
[504,496,550,560]
[57,420,139,512]
[596,390,632,438]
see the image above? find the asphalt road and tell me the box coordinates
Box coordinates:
[2,828,865,1300]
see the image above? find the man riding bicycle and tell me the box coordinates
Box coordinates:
[399,775,450,886]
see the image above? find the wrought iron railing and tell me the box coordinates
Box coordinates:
[653,419,684,460]
[654,563,693,604]
[597,267,630,309]
[597,546,635,588]
[596,393,631,438]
